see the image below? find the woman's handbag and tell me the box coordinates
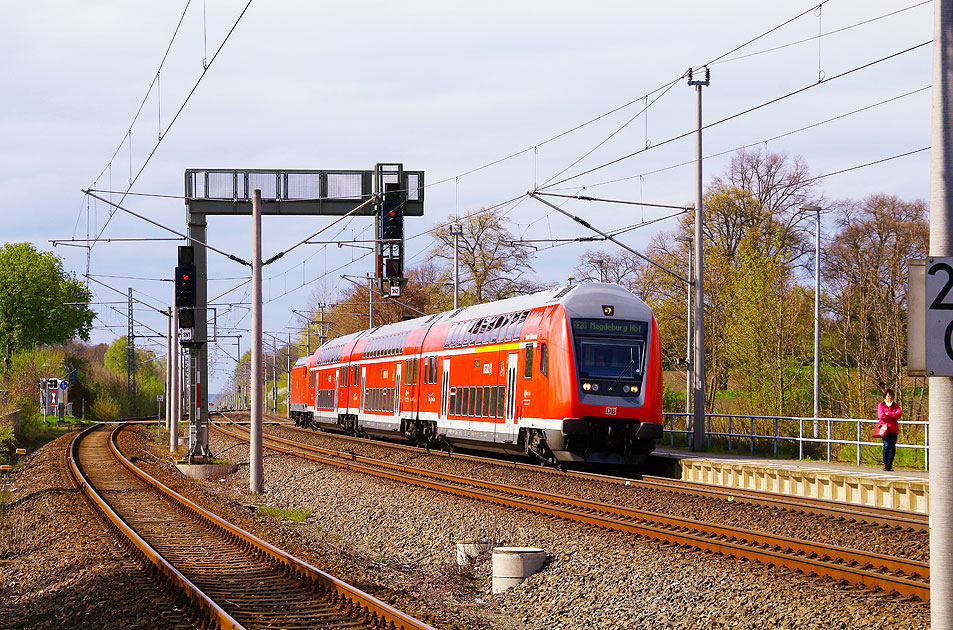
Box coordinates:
[873,423,889,438]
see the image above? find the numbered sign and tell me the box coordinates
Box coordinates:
[926,257,953,376]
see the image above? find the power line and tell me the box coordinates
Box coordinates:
[712,1,931,66]
[805,146,930,183]
[540,40,932,191]
[88,0,255,248]
[555,85,931,192]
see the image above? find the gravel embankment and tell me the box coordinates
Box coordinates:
[0,431,189,630]
[0,425,931,629]
[257,421,929,563]
[205,422,929,629]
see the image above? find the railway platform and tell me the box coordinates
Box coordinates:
[648,449,929,514]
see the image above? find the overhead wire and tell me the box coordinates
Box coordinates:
[538,40,932,191]
[89,0,255,247]
[550,85,931,192]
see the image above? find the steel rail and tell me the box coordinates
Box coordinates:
[251,412,928,531]
[69,423,435,630]
[67,424,242,630]
[214,421,930,600]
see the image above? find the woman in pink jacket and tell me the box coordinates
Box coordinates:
[876,388,902,471]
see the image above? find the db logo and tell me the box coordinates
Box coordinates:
[605,407,617,416]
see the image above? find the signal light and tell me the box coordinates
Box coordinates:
[380,183,404,241]
[175,263,197,308]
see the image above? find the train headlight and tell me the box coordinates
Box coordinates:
[623,386,630,393]
[582,382,592,391]
[591,383,600,392]
[632,386,639,395]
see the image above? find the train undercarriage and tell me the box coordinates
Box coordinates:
[291,410,661,467]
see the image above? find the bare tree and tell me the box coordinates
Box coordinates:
[430,208,543,305]
[824,194,928,417]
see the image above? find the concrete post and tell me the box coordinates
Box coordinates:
[689,69,709,451]
[250,189,264,493]
[930,2,953,626]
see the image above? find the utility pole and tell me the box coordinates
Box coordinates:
[319,303,326,345]
[127,288,136,412]
[250,189,264,493]
[368,275,374,328]
[170,302,180,452]
[930,3,953,626]
[688,67,709,451]
[166,307,172,431]
[451,224,462,308]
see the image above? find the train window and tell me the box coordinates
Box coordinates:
[461,387,469,416]
[482,385,491,417]
[540,343,548,377]
[502,314,516,341]
[412,358,418,385]
[431,357,438,384]
[444,324,455,349]
[488,385,497,418]
[475,386,484,417]
[497,387,506,418]
[477,319,491,345]
[512,311,528,340]
[524,344,534,379]
[467,386,475,416]
[486,315,501,343]
[448,387,456,415]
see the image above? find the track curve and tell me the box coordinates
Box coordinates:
[67,423,435,630]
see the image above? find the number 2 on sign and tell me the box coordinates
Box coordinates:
[929,262,953,360]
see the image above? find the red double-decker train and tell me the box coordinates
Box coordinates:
[288,282,663,465]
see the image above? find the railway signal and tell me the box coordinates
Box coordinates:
[175,263,197,308]
[380,182,404,241]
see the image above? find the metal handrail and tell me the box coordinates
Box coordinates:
[662,412,930,471]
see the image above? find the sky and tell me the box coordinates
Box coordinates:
[0,1,935,395]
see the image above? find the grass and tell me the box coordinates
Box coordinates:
[257,505,311,523]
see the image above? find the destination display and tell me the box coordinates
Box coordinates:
[571,319,647,338]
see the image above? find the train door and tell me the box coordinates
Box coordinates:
[394,361,402,420]
[360,366,366,415]
[504,352,518,439]
[440,357,450,423]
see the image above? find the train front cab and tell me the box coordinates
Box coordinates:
[536,286,663,466]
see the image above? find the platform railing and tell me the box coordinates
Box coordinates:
[662,412,930,471]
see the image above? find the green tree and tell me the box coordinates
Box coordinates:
[0,243,94,370]
[723,237,812,415]
[643,149,820,411]
[103,336,166,417]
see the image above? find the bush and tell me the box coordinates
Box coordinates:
[90,397,119,422]
[0,420,14,465]
[661,384,685,413]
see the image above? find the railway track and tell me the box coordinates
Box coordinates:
[67,423,435,630]
[213,418,930,601]
[246,412,928,532]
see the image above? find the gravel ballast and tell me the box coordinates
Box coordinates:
[0,424,932,629]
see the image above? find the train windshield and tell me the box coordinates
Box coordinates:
[577,341,644,380]
[571,318,648,381]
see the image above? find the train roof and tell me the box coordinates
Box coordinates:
[309,282,648,353]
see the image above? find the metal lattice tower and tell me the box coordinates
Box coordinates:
[127,288,136,407]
